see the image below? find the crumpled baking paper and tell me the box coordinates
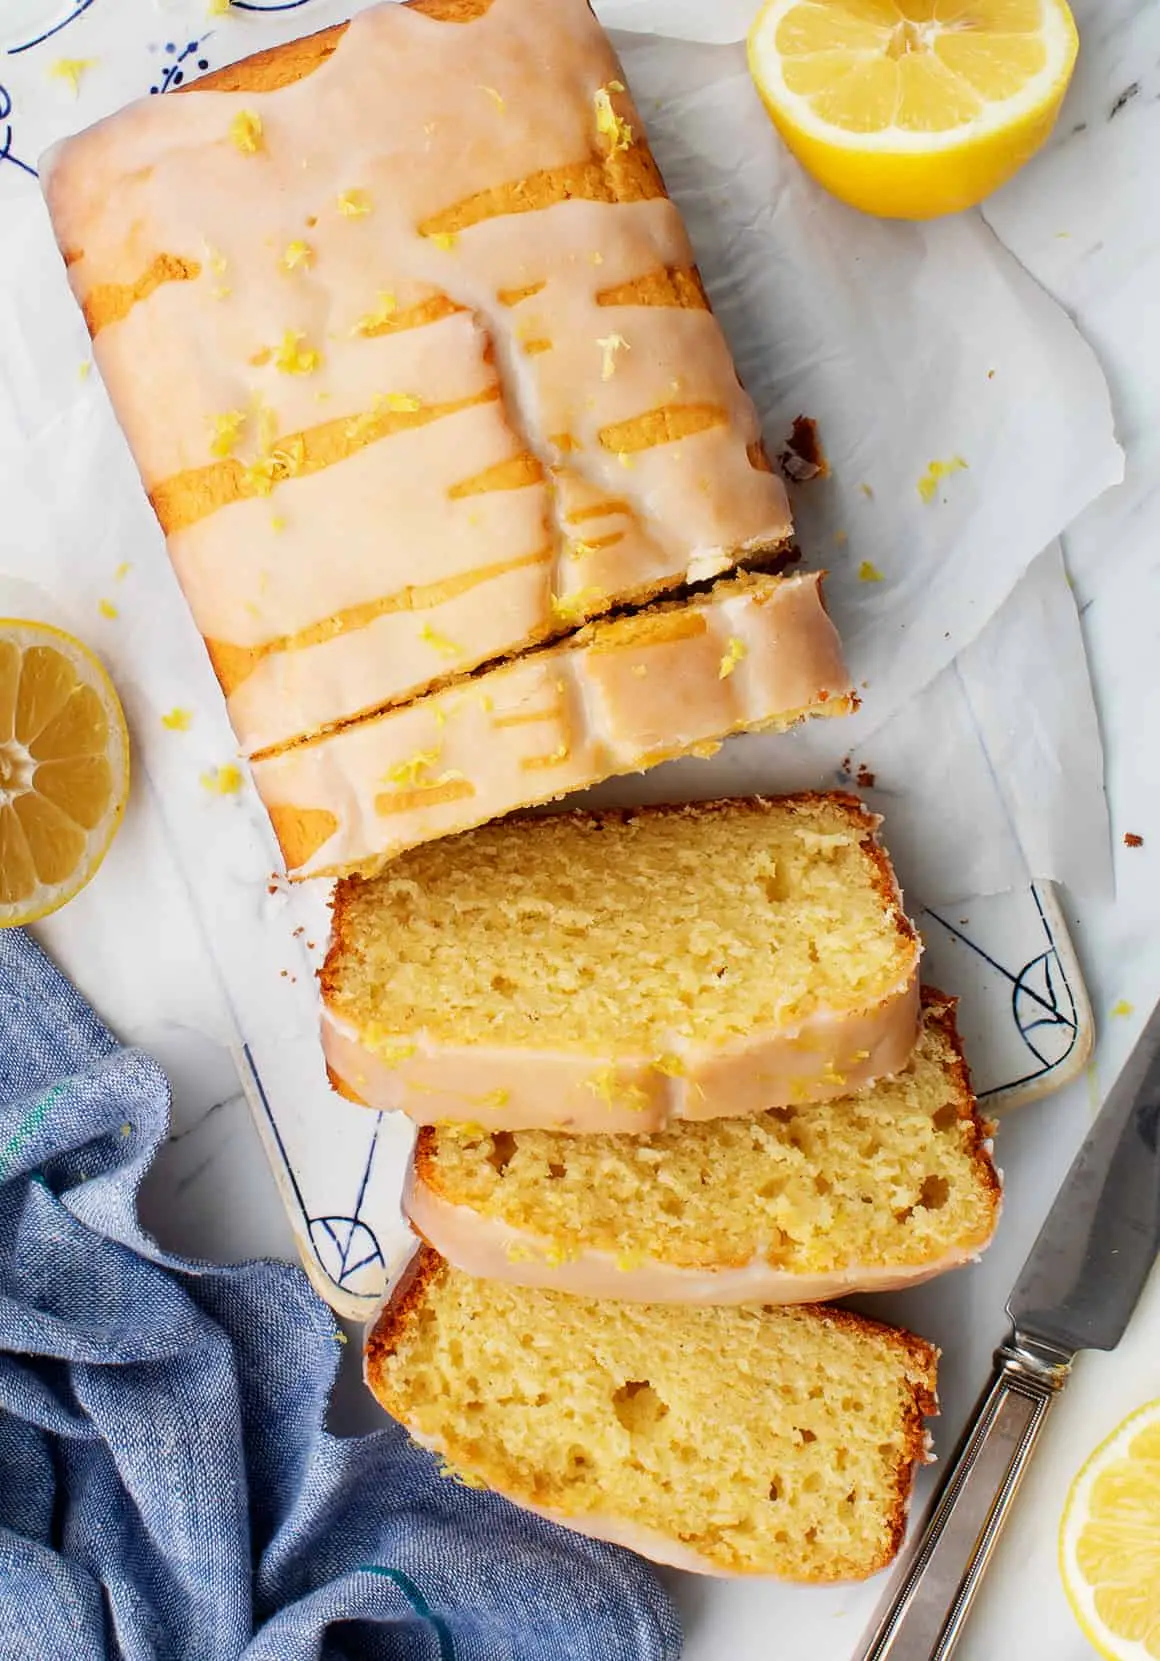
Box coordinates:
[0,0,1124,902]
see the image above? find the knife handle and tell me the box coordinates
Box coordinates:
[851,1334,1072,1661]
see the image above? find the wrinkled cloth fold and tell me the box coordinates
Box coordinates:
[0,929,681,1661]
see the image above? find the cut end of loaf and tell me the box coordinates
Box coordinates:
[366,1248,938,1579]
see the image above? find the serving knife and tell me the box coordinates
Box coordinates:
[852,995,1160,1661]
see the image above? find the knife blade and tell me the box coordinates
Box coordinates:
[852,995,1160,1661]
[1008,995,1160,1355]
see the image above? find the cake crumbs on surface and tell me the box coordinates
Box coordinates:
[419,624,462,658]
[597,333,630,381]
[917,456,968,503]
[334,1329,348,1345]
[281,240,315,273]
[718,637,747,679]
[337,188,373,218]
[273,330,322,375]
[49,58,97,96]
[201,763,244,796]
[1123,832,1144,848]
[778,415,829,483]
[1111,1000,1134,1018]
[98,599,118,620]
[229,111,264,155]
[161,708,193,732]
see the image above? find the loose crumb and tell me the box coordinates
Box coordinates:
[1111,1000,1134,1018]
[856,765,876,789]
[1123,832,1144,848]
[778,415,828,484]
[98,598,118,620]
[858,561,884,583]
[161,707,193,732]
[229,111,264,155]
[114,562,132,582]
[718,637,747,679]
[917,456,968,503]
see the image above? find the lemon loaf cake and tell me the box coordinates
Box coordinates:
[366,1247,939,1579]
[254,572,852,879]
[408,991,1000,1303]
[43,0,798,762]
[322,793,920,1130]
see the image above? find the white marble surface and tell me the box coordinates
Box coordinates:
[8,0,1160,1656]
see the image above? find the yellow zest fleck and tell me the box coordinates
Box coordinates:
[242,436,304,497]
[383,391,422,412]
[594,82,633,154]
[479,84,506,112]
[917,455,968,503]
[585,1067,649,1112]
[419,624,461,658]
[567,539,598,562]
[201,764,244,796]
[429,231,458,251]
[98,599,118,621]
[371,1037,416,1065]
[210,285,231,301]
[617,451,635,470]
[385,750,442,789]
[590,250,604,265]
[477,692,494,713]
[281,240,315,273]
[353,291,397,334]
[1111,1000,1134,1018]
[652,1053,686,1079]
[550,587,604,625]
[473,1088,510,1111]
[254,399,279,454]
[229,111,264,155]
[859,561,884,583]
[718,637,747,679]
[78,360,91,381]
[161,707,193,732]
[114,562,131,582]
[208,0,231,15]
[597,332,630,381]
[209,409,246,459]
[504,1241,535,1265]
[273,330,322,375]
[270,515,286,533]
[49,58,97,96]
[337,188,372,218]
[860,482,874,500]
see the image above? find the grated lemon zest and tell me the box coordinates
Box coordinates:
[385,750,442,788]
[281,240,315,272]
[49,58,96,96]
[550,587,603,624]
[229,111,263,154]
[353,291,397,334]
[78,360,91,381]
[917,455,968,503]
[98,599,118,620]
[430,231,458,251]
[273,330,322,375]
[161,708,193,732]
[718,637,747,679]
[114,562,131,581]
[209,408,246,458]
[1111,1000,1134,1018]
[859,561,884,583]
[420,624,461,658]
[201,764,244,795]
[337,188,372,217]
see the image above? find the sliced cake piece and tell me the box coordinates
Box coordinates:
[407,991,1000,1304]
[254,570,854,879]
[366,1248,939,1580]
[322,792,920,1130]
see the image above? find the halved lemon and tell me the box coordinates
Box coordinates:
[1060,1397,1160,1660]
[0,620,130,926]
[747,0,1079,219]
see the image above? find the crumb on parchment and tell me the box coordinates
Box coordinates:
[1123,832,1144,848]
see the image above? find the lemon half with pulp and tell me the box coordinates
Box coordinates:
[0,620,130,926]
[1060,1396,1160,1660]
[748,0,1079,219]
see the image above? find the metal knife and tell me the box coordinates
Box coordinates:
[852,997,1160,1661]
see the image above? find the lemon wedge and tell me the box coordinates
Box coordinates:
[1059,1397,1160,1661]
[747,0,1079,219]
[0,620,130,926]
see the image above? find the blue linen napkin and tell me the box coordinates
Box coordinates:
[0,928,681,1661]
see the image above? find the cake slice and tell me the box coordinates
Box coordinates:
[254,570,853,880]
[407,991,1000,1304]
[366,1248,939,1580]
[322,792,920,1129]
[44,0,796,759]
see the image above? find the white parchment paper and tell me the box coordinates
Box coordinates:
[0,0,1124,900]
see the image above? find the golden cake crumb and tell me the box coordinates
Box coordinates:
[917,456,968,503]
[162,708,193,732]
[718,637,747,679]
[229,111,264,155]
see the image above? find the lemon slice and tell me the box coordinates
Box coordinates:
[747,0,1079,219]
[1059,1397,1160,1660]
[0,620,130,927]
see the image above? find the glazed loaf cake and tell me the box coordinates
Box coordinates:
[366,1248,939,1580]
[408,991,1001,1304]
[322,794,920,1129]
[44,0,800,764]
